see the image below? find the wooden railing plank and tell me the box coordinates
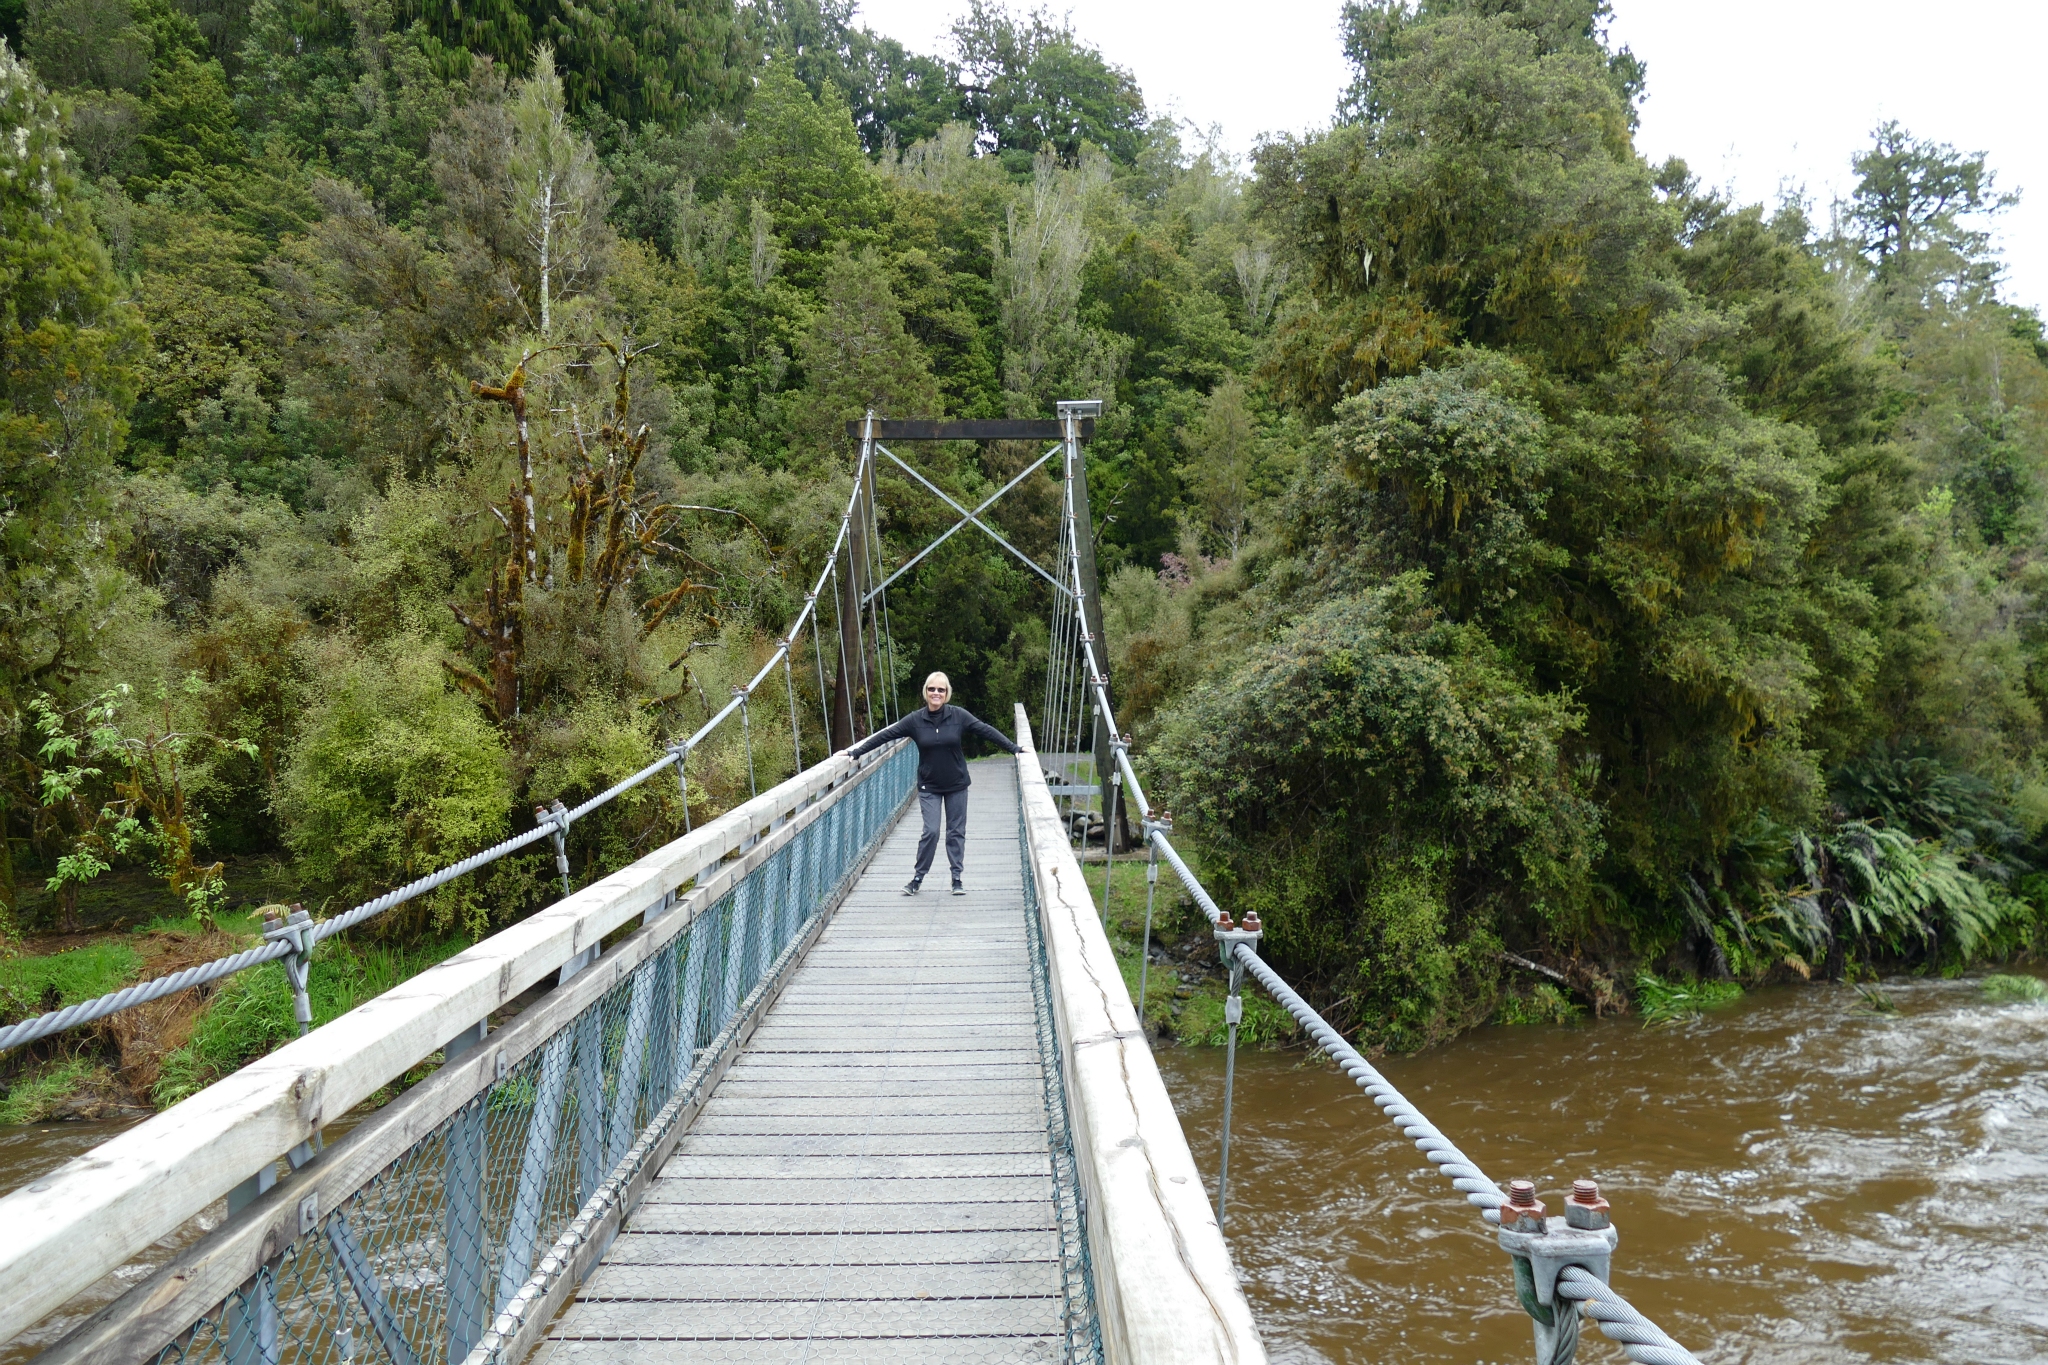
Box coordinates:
[1013,707,1265,1365]
[0,753,883,1348]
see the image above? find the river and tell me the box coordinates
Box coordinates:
[1154,972,2048,1364]
[4,973,2044,1363]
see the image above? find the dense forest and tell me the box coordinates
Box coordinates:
[2,0,2045,1108]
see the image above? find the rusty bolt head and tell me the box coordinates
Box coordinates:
[1502,1180,1546,1230]
[1239,911,1262,933]
[1214,910,1235,931]
[1565,1178,1611,1230]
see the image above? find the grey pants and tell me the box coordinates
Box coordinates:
[914,787,969,884]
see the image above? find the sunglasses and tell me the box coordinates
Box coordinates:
[925,686,948,693]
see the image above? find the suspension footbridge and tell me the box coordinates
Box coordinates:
[0,407,1704,1365]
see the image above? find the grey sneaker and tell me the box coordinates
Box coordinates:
[951,882,966,896]
[902,881,921,896]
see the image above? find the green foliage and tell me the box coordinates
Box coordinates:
[152,931,466,1103]
[400,0,749,125]
[1790,821,2020,960]
[1496,983,1582,1026]
[276,642,512,931]
[1259,0,1665,408]
[1632,972,1741,1026]
[1149,576,1593,1048]
[950,1,1147,173]
[1979,973,2047,1004]
[0,39,145,722]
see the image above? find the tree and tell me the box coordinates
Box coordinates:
[725,60,884,290]
[756,0,967,155]
[402,0,753,124]
[1845,121,2016,276]
[1255,1,1668,410]
[507,46,603,337]
[951,0,1147,172]
[797,243,943,436]
[1179,378,1257,558]
[0,39,145,917]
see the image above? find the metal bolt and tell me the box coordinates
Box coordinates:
[1240,910,1261,933]
[1215,910,1234,931]
[1504,1180,1546,1231]
[1565,1178,1611,1230]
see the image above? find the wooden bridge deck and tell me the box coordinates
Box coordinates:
[536,761,1068,1364]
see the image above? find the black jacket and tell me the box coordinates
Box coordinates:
[851,704,1020,794]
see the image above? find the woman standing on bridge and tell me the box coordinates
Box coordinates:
[841,672,1021,896]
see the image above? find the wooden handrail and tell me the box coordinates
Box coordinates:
[0,748,902,1348]
[1013,706,1266,1365]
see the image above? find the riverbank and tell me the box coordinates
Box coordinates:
[0,908,469,1123]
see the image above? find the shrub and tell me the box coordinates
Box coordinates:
[277,641,512,933]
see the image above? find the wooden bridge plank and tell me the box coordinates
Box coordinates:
[536,1336,1063,1365]
[598,1229,1061,1266]
[576,1260,1062,1301]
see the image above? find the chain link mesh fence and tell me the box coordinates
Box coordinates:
[136,746,915,1365]
[1019,791,1105,1365]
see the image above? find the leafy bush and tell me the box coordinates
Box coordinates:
[277,641,512,934]
[1149,575,1597,1049]
[1791,821,2020,959]
[1497,983,1583,1026]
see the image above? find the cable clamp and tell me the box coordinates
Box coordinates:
[1497,1220,1616,1308]
[262,904,315,959]
[1212,909,1262,948]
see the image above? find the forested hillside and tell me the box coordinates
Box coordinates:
[1,0,2044,1097]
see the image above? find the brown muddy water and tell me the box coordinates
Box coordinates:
[1155,973,2048,1364]
[3,974,2044,1363]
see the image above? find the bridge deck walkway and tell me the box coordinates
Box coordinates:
[535,760,1066,1364]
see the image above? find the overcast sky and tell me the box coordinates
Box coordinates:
[852,0,2047,313]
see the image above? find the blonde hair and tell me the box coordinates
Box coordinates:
[923,671,952,700]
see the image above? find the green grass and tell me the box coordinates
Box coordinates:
[1634,972,1743,1026]
[1980,973,2048,1003]
[1170,987,1298,1047]
[153,935,470,1106]
[1082,850,1299,1047]
[0,1056,108,1124]
[0,941,142,1016]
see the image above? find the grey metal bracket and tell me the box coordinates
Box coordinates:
[1497,1219,1617,1307]
[535,799,572,896]
[262,906,316,1036]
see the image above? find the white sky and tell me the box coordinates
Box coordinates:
[850,0,2047,314]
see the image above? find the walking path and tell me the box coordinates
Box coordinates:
[537,761,1067,1364]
